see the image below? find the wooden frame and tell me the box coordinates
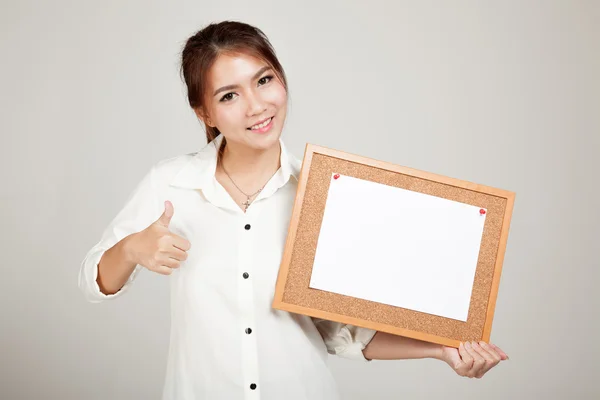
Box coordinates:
[272,143,515,348]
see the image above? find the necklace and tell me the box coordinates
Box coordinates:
[220,161,278,212]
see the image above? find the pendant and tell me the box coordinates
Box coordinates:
[242,197,252,212]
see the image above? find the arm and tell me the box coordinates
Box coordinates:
[363,332,509,379]
[362,331,442,361]
[94,199,185,296]
[78,165,160,303]
[312,318,441,362]
[96,234,138,295]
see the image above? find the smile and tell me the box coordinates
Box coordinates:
[247,117,274,132]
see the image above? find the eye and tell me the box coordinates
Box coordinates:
[258,75,273,86]
[219,92,237,102]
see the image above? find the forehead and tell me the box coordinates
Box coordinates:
[207,53,269,86]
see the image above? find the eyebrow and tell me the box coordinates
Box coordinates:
[212,66,272,97]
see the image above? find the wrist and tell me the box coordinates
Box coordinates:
[429,343,445,361]
[121,233,139,265]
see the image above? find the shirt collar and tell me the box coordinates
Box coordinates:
[169,134,300,210]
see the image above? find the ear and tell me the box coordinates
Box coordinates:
[193,107,213,127]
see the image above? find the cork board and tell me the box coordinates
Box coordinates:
[272,144,515,348]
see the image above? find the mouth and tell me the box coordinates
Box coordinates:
[247,116,274,133]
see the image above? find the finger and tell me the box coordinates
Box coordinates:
[161,257,181,269]
[471,342,498,378]
[472,342,496,362]
[157,201,174,227]
[464,341,485,378]
[169,247,188,262]
[475,361,498,379]
[458,342,474,367]
[479,342,502,363]
[154,264,174,275]
[489,343,509,360]
[456,342,473,376]
[171,234,192,252]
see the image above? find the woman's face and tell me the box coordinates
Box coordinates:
[198,52,287,152]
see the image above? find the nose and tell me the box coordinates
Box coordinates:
[246,90,266,117]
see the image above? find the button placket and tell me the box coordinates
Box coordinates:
[239,215,260,398]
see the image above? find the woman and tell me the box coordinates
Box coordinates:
[79,20,508,400]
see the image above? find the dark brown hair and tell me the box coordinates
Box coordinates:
[179,21,288,155]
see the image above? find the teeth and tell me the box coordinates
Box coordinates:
[250,117,272,130]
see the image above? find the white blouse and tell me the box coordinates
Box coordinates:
[78,134,377,400]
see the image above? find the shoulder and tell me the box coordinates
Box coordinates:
[150,152,198,185]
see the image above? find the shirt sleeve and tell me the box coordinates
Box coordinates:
[78,165,161,303]
[312,318,378,362]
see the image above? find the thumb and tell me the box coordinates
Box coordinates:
[156,200,174,227]
[443,346,463,368]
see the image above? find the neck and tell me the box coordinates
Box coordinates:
[219,139,281,180]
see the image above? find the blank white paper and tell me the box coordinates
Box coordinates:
[308,173,487,321]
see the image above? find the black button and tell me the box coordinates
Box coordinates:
[245,328,252,334]
[244,224,251,230]
[250,383,257,390]
[243,272,249,279]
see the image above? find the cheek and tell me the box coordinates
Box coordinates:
[215,107,244,127]
[268,83,288,108]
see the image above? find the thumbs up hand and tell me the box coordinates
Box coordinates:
[126,201,191,275]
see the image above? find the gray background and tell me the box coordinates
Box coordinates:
[2,0,599,399]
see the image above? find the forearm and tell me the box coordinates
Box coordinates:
[362,331,443,361]
[96,234,138,295]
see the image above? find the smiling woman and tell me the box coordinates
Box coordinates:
[180,23,289,159]
[78,20,507,400]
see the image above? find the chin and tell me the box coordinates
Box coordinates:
[245,126,281,150]
[252,134,280,152]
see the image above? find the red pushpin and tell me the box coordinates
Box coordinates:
[334,173,340,180]
[480,209,486,215]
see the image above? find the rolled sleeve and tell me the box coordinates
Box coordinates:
[312,318,378,362]
[78,246,144,303]
[78,165,161,303]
